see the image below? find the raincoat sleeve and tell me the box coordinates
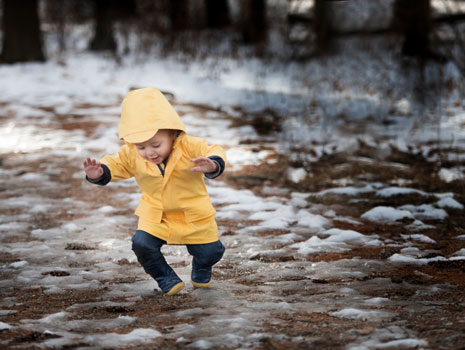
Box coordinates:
[186,136,227,178]
[86,164,111,185]
[205,156,225,179]
[100,144,135,181]
[189,136,227,163]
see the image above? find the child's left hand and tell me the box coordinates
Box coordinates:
[190,157,218,173]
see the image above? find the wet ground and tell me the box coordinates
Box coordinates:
[1,96,465,349]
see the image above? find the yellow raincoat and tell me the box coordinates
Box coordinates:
[100,87,226,244]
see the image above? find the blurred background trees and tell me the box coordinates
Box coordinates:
[1,0,465,89]
[1,0,45,63]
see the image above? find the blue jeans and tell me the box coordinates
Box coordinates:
[131,230,225,293]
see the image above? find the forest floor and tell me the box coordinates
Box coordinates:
[1,95,465,350]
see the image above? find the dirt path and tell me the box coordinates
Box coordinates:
[1,97,465,349]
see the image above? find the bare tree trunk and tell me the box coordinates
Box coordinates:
[1,0,45,63]
[240,0,267,43]
[205,0,230,29]
[89,0,117,52]
[170,0,189,31]
[393,0,431,58]
[313,0,332,55]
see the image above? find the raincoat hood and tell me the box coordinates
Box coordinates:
[118,87,186,143]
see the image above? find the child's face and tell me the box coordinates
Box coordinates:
[135,129,176,164]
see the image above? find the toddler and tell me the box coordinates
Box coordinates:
[83,87,226,296]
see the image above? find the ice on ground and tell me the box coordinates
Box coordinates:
[361,206,414,223]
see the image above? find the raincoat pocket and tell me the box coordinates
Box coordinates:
[183,204,216,223]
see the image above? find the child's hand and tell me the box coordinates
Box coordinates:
[83,157,103,179]
[190,157,218,173]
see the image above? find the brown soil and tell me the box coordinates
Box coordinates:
[1,101,465,349]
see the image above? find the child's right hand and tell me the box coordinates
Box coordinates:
[83,157,103,179]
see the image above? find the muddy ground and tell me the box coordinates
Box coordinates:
[1,99,465,350]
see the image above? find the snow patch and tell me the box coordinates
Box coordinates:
[438,168,463,182]
[436,197,464,210]
[400,234,436,244]
[9,261,29,269]
[287,167,307,183]
[452,248,465,257]
[82,328,162,348]
[376,187,427,197]
[361,206,414,223]
[330,308,392,320]
[376,338,428,348]
[399,204,448,221]
[0,321,12,330]
[388,253,447,265]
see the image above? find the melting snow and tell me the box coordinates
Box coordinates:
[291,227,381,255]
[361,206,414,223]
[0,321,13,331]
[1,34,463,349]
[330,308,392,321]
